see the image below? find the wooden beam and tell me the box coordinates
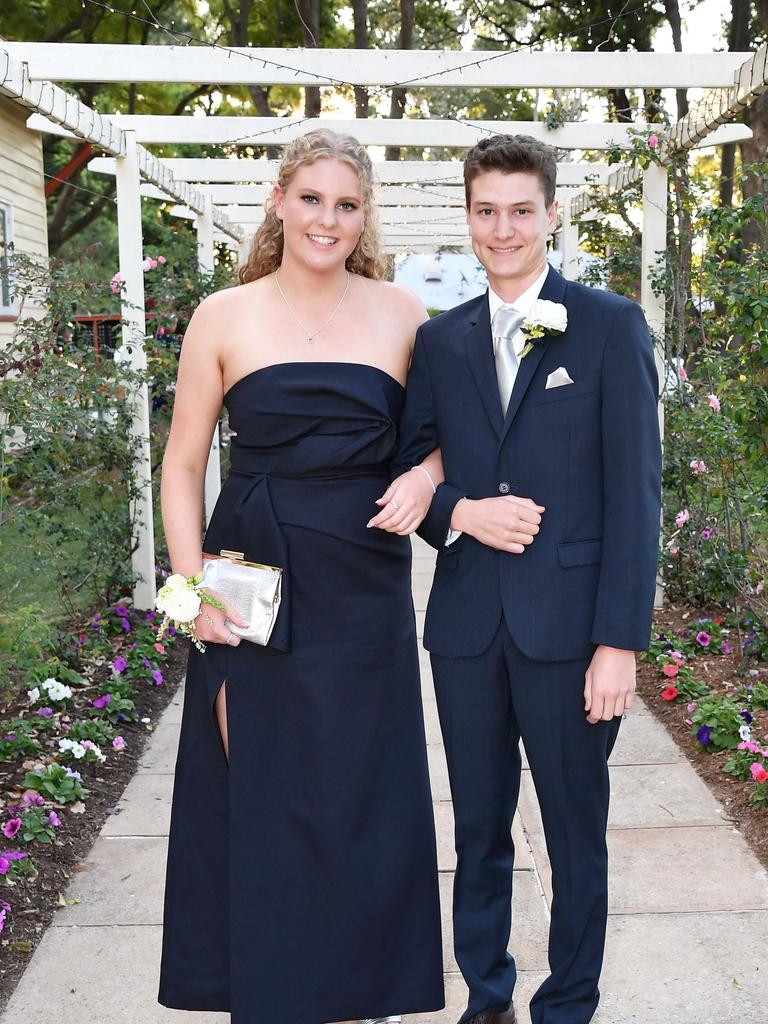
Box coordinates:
[5,44,752,88]
[29,113,747,151]
[93,157,621,186]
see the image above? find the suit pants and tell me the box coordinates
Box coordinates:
[431,621,621,1024]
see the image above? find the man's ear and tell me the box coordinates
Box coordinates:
[547,199,559,235]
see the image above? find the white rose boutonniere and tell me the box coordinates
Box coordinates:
[521,299,568,358]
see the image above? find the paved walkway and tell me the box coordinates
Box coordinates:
[3,538,768,1023]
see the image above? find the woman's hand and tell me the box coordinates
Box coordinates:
[368,467,436,535]
[192,588,248,647]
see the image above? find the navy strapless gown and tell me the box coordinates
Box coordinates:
[159,362,444,1024]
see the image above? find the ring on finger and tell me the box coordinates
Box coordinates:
[226,630,236,646]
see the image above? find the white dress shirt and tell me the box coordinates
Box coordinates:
[445,263,551,545]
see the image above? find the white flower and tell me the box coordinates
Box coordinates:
[155,575,201,622]
[27,687,40,702]
[59,738,87,759]
[739,724,752,742]
[42,678,73,702]
[530,299,568,333]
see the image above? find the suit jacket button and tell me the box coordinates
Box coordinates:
[498,482,511,494]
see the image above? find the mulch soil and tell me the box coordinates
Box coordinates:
[637,603,768,872]
[0,640,186,1013]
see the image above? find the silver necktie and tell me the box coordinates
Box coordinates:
[493,305,526,413]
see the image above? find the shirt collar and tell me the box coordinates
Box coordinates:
[487,263,551,334]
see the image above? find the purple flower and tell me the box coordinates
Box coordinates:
[65,768,81,781]
[92,694,112,709]
[119,617,132,633]
[144,610,157,622]
[151,669,164,686]
[677,628,691,638]
[46,811,61,828]
[0,857,8,877]
[112,736,125,751]
[722,640,732,654]
[113,657,127,673]
[142,657,152,669]
[115,605,130,618]
[0,901,9,934]
[2,819,21,839]
[740,710,753,725]
[167,624,177,636]
[696,631,711,647]
[696,725,713,745]
[3,732,15,741]
[700,528,713,539]
[36,707,54,718]
[22,792,44,806]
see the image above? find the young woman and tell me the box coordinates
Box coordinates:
[158,129,445,1024]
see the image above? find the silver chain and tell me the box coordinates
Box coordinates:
[274,269,351,344]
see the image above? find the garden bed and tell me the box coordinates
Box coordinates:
[637,603,768,871]
[0,609,187,1012]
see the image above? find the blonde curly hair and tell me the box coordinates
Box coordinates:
[238,129,388,283]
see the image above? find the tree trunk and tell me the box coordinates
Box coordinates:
[352,0,369,118]
[721,0,750,207]
[384,0,415,161]
[739,0,768,249]
[663,0,689,118]
[296,0,322,117]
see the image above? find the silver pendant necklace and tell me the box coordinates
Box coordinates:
[275,269,351,344]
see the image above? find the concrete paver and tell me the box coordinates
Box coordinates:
[3,535,768,1024]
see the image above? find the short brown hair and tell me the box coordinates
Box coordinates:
[464,134,557,208]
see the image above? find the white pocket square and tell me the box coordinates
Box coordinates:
[545,367,575,390]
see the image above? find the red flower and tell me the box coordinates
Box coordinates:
[662,663,679,678]
[661,685,679,702]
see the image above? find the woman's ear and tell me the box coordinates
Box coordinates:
[273,183,285,221]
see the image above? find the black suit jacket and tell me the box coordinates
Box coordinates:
[395,265,662,661]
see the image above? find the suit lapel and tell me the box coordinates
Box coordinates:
[498,265,569,446]
[464,291,504,437]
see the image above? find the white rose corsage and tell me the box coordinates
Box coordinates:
[521,300,568,358]
[155,572,225,652]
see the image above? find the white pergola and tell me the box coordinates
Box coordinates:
[2,41,766,609]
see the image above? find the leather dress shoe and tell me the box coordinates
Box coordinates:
[464,1002,516,1024]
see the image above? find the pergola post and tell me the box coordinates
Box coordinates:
[115,130,156,610]
[641,162,669,608]
[195,195,221,526]
[560,200,580,280]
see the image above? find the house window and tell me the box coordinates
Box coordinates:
[0,202,15,316]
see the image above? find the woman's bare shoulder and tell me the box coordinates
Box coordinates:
[196,277,272,316]
[358,277,429,323]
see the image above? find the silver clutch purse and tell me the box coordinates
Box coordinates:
[200,549,283,646]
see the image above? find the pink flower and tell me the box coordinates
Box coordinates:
[701,528,713,539]
[0,900,9,934]
[662,663,679,678]
[648,133,659,148]
[689,458,708,475]
[675,509,690,528]
[750,763,768,785]
[112,736,126,751]
[708,394,721,412]
[696,631,711,647]
[142,257,153,272]
[149,258,158,269]
[739,740,763,754]
[109,271,123,294]
[679,366,688,380]
[666,538,679,556]
[22,792,44,806]
[154,643,165,654]
[47,811,61,828]
[157,255,167,265]
[722,640,732,655]
[2,819,22,839]
[0,856,9,876]
[661,685,678,701]
[686,702,698,713]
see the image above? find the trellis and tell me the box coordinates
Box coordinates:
[2,40,766,609]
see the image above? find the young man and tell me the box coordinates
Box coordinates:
[394,136,662,1024]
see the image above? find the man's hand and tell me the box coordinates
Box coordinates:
[450,495,545,553]
[584,645,636,724]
